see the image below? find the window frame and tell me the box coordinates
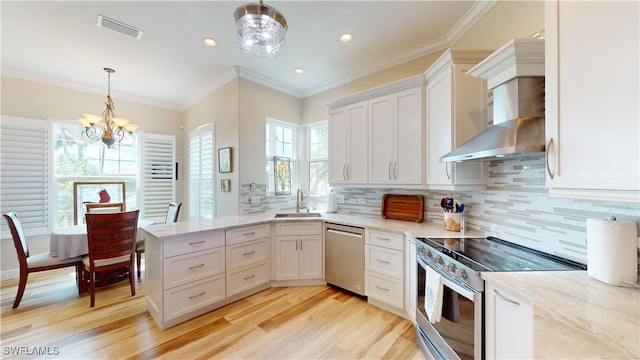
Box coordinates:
[265,119,297,196]
[306,121,329,195]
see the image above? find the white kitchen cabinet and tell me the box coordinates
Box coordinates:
[144,229,226,330]
[274,222,324,281]
[364,229,404,313]
[545,0,639,203]
[369,87,423,185]
[328,102,368,184]
[424,49,491,191]
[405,236,416,323]
[225,223,271,297]
[485,281,533,359]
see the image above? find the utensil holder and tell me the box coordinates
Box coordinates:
[443,212,462,232]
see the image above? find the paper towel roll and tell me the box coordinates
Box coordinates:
[587,217,638,286]
[327,192,337,213]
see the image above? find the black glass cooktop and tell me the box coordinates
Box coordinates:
[417,236,586,272]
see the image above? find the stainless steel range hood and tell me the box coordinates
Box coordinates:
[440,39,545,163]
[440,76,545,162]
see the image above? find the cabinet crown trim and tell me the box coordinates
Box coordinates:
[325,74,424,109]
[424,49,493,81]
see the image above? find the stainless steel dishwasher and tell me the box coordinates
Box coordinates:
[324,222,365,296]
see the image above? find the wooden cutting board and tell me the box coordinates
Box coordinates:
[381,194,424,222]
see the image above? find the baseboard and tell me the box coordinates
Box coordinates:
[1,268,19,281]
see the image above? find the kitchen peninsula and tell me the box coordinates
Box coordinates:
[141,213,639,358]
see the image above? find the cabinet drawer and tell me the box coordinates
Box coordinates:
[227,261,270,297]
[275,221,322,236]
[365,245,403,279]
[163,274,225,321]
[226,223,270,245]
[163,247,225,289]
[366,271,404,308]
[163,230,224,258]
[366,229,403,250]
[226,238,269,272]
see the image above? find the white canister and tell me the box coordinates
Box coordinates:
[586,217,638,286]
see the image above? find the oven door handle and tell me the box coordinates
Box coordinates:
[418,256,478,301]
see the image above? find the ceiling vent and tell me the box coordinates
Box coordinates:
[97,15,142,39]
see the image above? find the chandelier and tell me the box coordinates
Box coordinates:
[233,0,288,57]
[79,67,138,148]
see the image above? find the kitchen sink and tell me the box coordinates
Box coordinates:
[274,212,322,218]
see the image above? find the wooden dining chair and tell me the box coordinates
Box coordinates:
[83,210,139,307]
[136,202,181,278]
[85,202,125,214]
[3,211,84,309]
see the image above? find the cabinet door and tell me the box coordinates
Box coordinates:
[426,68,454,186]
[545,0,639,202]
[329,107,348,184]
[369,95,395,184]
[275,236,300,280]
[485,282,533,359]
[299,235,323,279]
[346,102,368,184]
[394,87,423,184]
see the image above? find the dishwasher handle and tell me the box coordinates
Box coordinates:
[326,228,363,238]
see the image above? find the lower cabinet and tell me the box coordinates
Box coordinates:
[365,229,404,314]
[485,280,533,359]
[274,222,324,281]
[405,236,417,322]
[144,229,226,330]
[225,223,271,297]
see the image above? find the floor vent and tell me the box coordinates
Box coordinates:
[97,15,142,39]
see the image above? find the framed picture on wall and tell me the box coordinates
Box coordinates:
[218,147,232,173]
[221,179,230,192]
[273,156,291,195]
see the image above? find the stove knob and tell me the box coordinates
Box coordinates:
[425,249,432,258]
[447,263,457,273]
[435,256,443,265]
[455,269,467,279]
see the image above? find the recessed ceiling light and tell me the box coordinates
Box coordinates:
[340,33,353,43]
[203,37,217,47]
[294,68,304,75]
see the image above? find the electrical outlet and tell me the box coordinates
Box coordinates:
[358,198,367,205]
[336,194,345,204]
[250,196,260,205]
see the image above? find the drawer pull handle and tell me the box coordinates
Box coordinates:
[189,291,206,299]
[376,258,390,264]
[243,251,256,256]
[494,289,520,306]
[243,232,256,236]
[188,240,205,245]
[188,263,205,270]
[377,237,390,241]
[376,285,390,292]
[243,274,256,281]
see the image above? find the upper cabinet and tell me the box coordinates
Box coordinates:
[327,75,425,187]
[329,102,368,184]
[424,50,491,190]
[369,87,423,185]
[545,0,639,202]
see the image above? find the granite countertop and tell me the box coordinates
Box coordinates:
[482,271,640,359]
[140,212,483,240]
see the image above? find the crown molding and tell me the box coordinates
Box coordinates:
[233,67,304,98]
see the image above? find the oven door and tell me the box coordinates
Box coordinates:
[416,255,482,360]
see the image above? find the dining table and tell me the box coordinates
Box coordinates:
[50,219,154,260]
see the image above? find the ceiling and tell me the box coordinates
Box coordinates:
[1,1,494,110]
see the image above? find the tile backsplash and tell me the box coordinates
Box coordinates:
[241,155,640,266]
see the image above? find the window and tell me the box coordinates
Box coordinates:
[141,134,176,223]
[52,120,138,227]
[266,120,296,195]
[189,123,215,219]
[0,116,49,235]
[307,123,328,194]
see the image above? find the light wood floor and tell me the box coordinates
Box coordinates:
[1,266,425,359]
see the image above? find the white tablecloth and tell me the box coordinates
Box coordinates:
[50,219,154,260]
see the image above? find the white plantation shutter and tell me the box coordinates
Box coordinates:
[141,134,176,223]
[189,123,215,219]
[0,116,49,235]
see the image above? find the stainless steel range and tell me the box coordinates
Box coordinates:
[414,236,586,360]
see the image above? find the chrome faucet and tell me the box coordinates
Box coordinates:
[296,189,305,213]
